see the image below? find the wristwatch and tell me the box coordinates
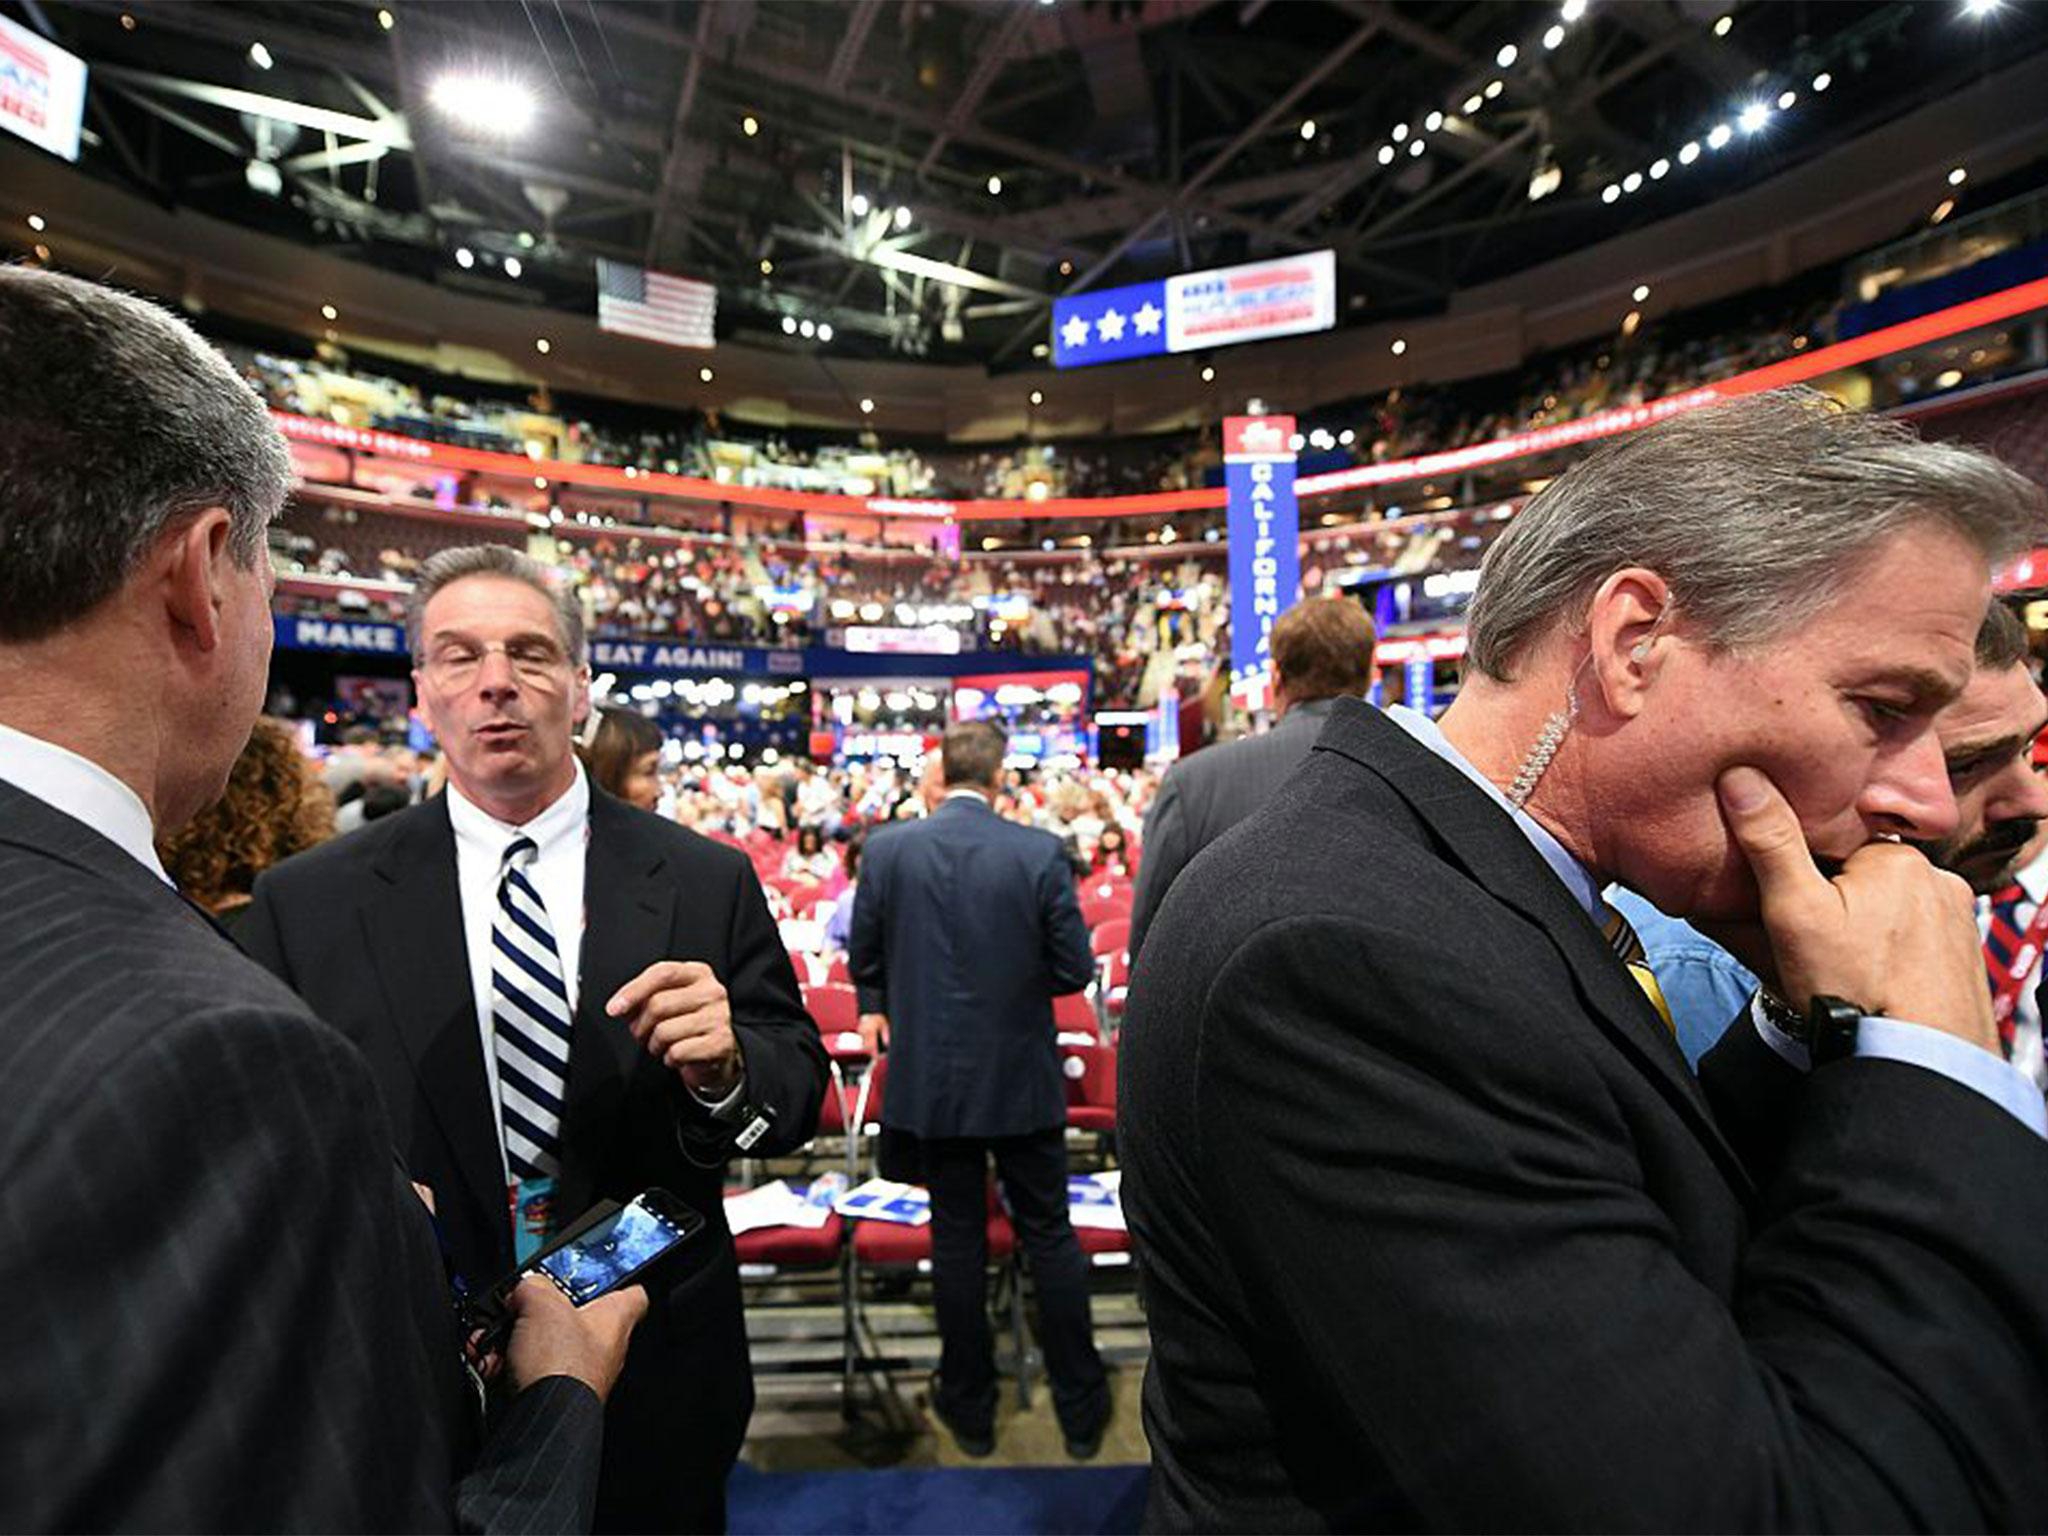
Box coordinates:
[1758,990,1863,1066]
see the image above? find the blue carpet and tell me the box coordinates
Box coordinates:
[729,1462,1149,1535]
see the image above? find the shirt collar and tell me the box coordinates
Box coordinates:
[943,788,992,807]
[446,759,590,862]
[1383,704,1604,918]
[2015,840,2048,905]
[0,720,172,885]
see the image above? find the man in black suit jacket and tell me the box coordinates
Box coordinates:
[0,266,638,1532]
[1122,391,2048,1529]
[243,545,828,1533]
[1130,597,1375,960]
[849,721,1107,1457]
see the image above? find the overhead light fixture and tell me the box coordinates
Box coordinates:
[534,337,550,354]
[1649,157,1670,179]
[1339,428,1356,445]
[1713,14,1733,36]
[1408,139,1425,158]
[860,398,874,413]
[1622,171,1643,192]
[1812,72,1832,92]
[781,316,797,335]
[699,366,714,383]
[1031,343,1049,358]
[799,319,815,338]
[377,8,395,29]
[1964,0,2000,15]
[818,322,834,341]
[1300,119,1317,141]
[1484,79,1504,99]
[850,193,870,217]
[1707,122,1733,149]
[455,246,474,268]
[1029,389,1044,406]
[987,174,1003,195]
[1601,183,1621,203]
[1931,198,1955,224]
[1059,259,1073,276]
[26,214,45,232]
[1543,24,1565,49]
[244,158,283,196]
[320,303,338,321]
[517,230,535,248]
[1777,89,1797,110]
[759,257,773,275]
[1621,309,1641,337]
[1377,145,1395,165]
[1949,165,1968,186]
[1678,140,1701,165]
[1425,110,1444,132]
[1392,122,1409,142]
[31,242,49,262]
[741,114,759,136]
[893,204,912,229]
[429,73,537,136]
[1738,101,1771,134]
[503,255,523,278]
[1496,43,1518,67]
[249,42,274,70]
[1527,163,1562,201]
[1201,365,1215,382]
[1562,0,1589,16]
[1632,283,1650,302]
[1463,93,1484,113]
[1390,338,1407,356]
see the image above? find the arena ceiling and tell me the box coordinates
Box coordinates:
[19,0,2048,371]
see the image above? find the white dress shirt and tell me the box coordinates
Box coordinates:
[447,765,592,1179]
[1385,705,2047,1139]
[0,721,172,885]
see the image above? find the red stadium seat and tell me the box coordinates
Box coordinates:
[1080,893,1133,930]
[1090,917,1130,959]
[1061,1040,1118,1133]
[823,955,853,987]
[803,983,870,1064]
[1101,951,1131,1021]
[1053,991,1101,1038]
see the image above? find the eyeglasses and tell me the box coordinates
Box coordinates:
[419,637,571,689]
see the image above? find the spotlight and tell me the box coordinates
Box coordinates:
[1484,79,1504,99]
[987,174,1003,195]
[455,246,474,268]
[1812,72,1832,92]
[1713,14,1732,35]
[1622,171,1643,193]
[503,255,523,278]
[1425,110,1444,132]
[429,73,537,135]
[1059,260,1073,276]
[1392,123,1409,142]
[320,303,338,321]
[1738,102,1770,134]
[1200,365,1215,382]
[1649,157,1670,179]
[1964,0,2000,15]
[377,8,394,28]
[860,398,874,414]
[26,214,44,232]
[894,205,912,229]
[1543,24,1565,49]
[1029,389,1044,406]
[1562,0,1588,19]
[1390,338,1407,356]
[850,193,870,217]
[782,316,798,335]
[1601,184,1621,204]
[534,337,550,354]
[248,42,274,69]
[699,366,714,382]
[1032,343,1049,358]
[1678,141,1701,165]
[1949,166,1968,186]
[1464,93,1484,113]
[1300,119,1317,141]
[1408,139,1424,157]
[1777,89,1796,110]
[741,114,759,136]
[1707,123,1733,150]
[818,323,834,342]
[1496,43,1518,67]
[759,258,773,275]
[1377,145,1395,166]
[799,319,815,338]
[1632,283,1650,302]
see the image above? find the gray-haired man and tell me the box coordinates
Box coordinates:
[1123,389,2048,1530]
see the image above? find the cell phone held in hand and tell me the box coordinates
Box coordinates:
[463,1188,704,1343]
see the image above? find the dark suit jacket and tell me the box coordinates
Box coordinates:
[1121,699,2048,1531]
[0,778,604,1534]
[849,794,1095,1139]
[1129,696,1341,961]
[241,787,827,1532]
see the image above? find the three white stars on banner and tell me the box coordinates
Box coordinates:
[1060,299,1165,352]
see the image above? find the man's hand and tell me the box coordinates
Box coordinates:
[607,961,742,1095]
[501,1275,647,1403]
[1716,765,1998,1053]
[858,1012,890,1055]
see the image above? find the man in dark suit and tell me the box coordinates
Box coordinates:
[1129,597,1375,960]
[849,722,1107,1458]
[0,265,639,1532]
[242,545,829,1534]
[1122,391,2048,1529]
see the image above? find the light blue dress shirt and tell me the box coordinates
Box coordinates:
[1383,705,2046,1138]
[1605,888,1758,1069]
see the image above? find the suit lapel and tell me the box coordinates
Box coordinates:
[1315,702,1756,1198]
[557,790,675,1214]
[361,796,508,1242]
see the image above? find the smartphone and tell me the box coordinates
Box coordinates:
[532,1189,704,1305]
[463,1189,704,1346]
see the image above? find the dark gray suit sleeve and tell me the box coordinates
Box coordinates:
[1041,840,1098,996]
[457,1376,606,1535]
[848,841,888,1017]
[1129,769,1189,963]
[1696,993,1802,1183]
[1197,914,2048,1530]
[235,871,292,980]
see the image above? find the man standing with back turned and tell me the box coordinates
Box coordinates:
[0,266,642,1532]
[1123,389,2048,1530]
[850,722,1109,1458]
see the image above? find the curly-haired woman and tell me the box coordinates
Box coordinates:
[158,716,335,936]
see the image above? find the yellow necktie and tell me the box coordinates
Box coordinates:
[1601,904,1677,1035]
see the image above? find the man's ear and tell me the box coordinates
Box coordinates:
[161,509,235,653]
[1583,566,1672,720]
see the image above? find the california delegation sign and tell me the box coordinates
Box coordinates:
[1223,416,1301,694]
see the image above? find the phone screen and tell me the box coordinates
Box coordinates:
[536,1196,691,1305]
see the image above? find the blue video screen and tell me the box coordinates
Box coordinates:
[538,1199,686,1305]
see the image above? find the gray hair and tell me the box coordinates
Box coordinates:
[406,545,587,666]
[1465,388,2048,680]
[0,266,292,642]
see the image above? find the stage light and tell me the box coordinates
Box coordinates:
[377,8,394,29]
[1390,338,1407,356]
[503,256,522,278]
[1713,14,1732,36]
[759,258,773,275]
[1408,139,1424,157]
[1201,365,1215,382]
[1632,283,1650,302]
[320,303,338,320]
[1601,184,1621,203]
[1777,89,1796,110]
[249,42,274,69]
[26,214,44,232]
[818,323,834,342]
[455,246,474,268]
[1425,110,1444,131]
[850,193,870,217]
[534,338,550,354]
[699,367,713,382]
[1738,102,1770,134]
[1649,157,1670,179]
[799,319,815,338]
[1812,72,1832,91]
[1622,171,1643,193]
[1497,43,1518,66]
[987,175,1003,195]
[1707,123,1733,149]
[1377,145,1395,165]
[1964,0,2001,16]
[782,316,798,334]
[1484,79,1503,99]
[860,398,874,413]
[1562,0,1588,20]
[1678,141,1701,165]
[1029,389,1044,405]
[429,73,536,135]
[741,114,759,136]
[1392,123,1409,142]
[1543,24,1565,49]
[1300,119,1317,141]
[1949,166,1968,186]
[894,205,912,229]
[1464,93,1483,113]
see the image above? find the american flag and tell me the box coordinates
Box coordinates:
[594,258,717,349]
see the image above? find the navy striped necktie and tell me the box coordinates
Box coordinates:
[490,835,572,1179]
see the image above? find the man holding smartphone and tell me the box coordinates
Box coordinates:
[0,266,643,1532]
[243,545,829,1534]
